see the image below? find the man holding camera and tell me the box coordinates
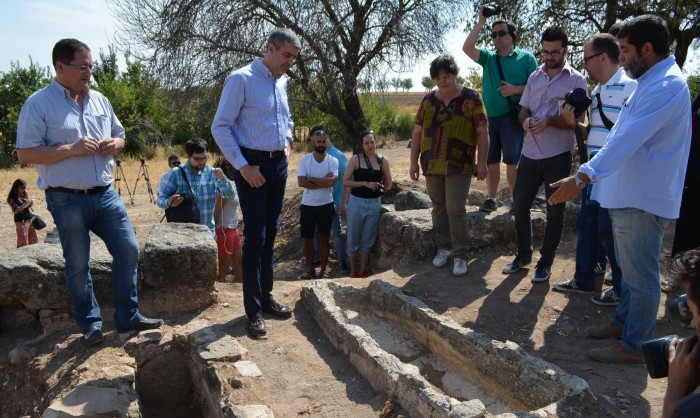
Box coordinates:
[502,27,587,282]
[552,34,637,306]
[549,15,691,364]
[662,249,700,417]
[157,138,236,234]
[463,5,537,213]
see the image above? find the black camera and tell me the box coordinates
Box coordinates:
[667,294,693,325]
[642,334,699,378]
[116,159,122,166]
[564,88,592,118]
[482,3,502,18]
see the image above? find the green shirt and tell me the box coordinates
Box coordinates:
[477,47,538,117]
[414,87,487,176]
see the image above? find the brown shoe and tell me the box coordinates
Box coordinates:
[262,299,293,319]
[247,314,267,337]
[588,342,644,364]
[585,321,622,339]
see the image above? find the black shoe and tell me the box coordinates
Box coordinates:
[502,255,532,274]
[262,300,293,319]
[532,264,551,283]
[247,314,267,337]
[479,198,497,213]
[116,317,164,333]
[84,327,105,346]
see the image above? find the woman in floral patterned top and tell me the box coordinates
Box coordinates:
[410,54,489,277]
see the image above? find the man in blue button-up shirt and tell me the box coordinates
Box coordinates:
[211,28,300,338]
[16,39,163,346]
[549,16,692,364]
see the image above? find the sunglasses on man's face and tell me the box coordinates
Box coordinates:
[491,30,509,38]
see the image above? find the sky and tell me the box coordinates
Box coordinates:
[0,0,475,92]
[0,1,696,92]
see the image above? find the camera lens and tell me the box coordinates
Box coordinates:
[642,335,678,378]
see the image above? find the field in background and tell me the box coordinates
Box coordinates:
[374,91,426,114]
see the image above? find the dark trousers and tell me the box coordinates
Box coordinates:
[672,180,700,255]
[513,152,572,266]
[573,193,622,292]
[233,150,288,319]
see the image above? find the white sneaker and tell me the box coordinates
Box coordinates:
[452,258,468,276]
[432,248,451,268]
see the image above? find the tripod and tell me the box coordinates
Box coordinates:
[132,158,156,204]
[113,160,134,204]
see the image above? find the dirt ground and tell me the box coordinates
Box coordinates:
[0,140,692,417]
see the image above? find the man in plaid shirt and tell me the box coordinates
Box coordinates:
[157,138,236,234]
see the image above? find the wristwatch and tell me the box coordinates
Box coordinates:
[573,174,587,190]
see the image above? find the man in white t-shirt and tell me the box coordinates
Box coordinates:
[298,133,339,279]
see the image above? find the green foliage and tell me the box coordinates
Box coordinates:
[421,76,435,91]
[0,60,52,166]
[456,76,466,86]
[688,74,700,101]
[463,68,483,93]
[400,78,414,92]
[290,90,410,151]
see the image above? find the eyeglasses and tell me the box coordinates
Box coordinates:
[491,30,509,38]
[64,63,95,73]
[541,49,564,56]
[191,156,208,162]
[583,52,603,63]
[312,130,328,137]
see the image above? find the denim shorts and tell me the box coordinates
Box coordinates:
[487,113,525,165]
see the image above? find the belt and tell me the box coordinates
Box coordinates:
[240,147,285,159]
[46,185,110,195]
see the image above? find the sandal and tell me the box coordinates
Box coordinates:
[661,279,678,294]
[300,270,317,280]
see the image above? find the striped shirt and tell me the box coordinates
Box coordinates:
[588,68,637,150]
[157,161,236,234]
[16,79,125,190]
[211,58,294,170]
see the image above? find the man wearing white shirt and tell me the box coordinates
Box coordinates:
[549,15,692,364]
[298,129,339,279]
[552,33,637,308]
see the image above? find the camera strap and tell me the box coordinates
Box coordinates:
[595,92,615,131]
[495,54,519,107]
[176,166,199,207]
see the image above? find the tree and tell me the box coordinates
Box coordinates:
[400,78,413,92]
[421,76,435,91]
[110,0,470,139]
[471,0,700,68]
[463,67,483,92]
[391,77,402,93]
[456,76,466,86]
[0,60,52,165]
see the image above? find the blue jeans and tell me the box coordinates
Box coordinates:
[313,205,346,268]
[512,152,572,266]
[573,192,622,293]
[233,151,287,319]
[346,195,381,255]
[45,186,140,332]
[609,208,672,356]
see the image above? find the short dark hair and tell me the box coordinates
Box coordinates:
[617,14,670,56]
[309,125,327,139]
[52,38,90,67]
[167,154,179,162]
[429,54,459,79]
[608,21,625,37]
[267,28,301,50]
[586,33,620,63]
[184,138,208,156]
[668,248,700,307]
[492,20,518,43]
[541,27,569,48]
